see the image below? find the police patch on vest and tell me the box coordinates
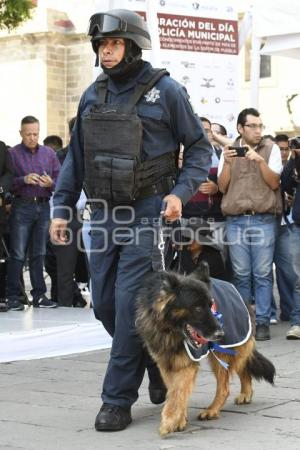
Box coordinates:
[144,87,160,103]
[184,278,252,367]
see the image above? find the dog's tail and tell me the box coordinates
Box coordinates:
[246,349,275,385]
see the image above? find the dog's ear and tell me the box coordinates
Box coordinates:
[188,261,210,285]
[161,271,180,293]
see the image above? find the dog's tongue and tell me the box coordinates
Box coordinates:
[187,325,208,345]
[194,333,208,345]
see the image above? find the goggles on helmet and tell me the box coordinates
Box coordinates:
[88,13,128,36]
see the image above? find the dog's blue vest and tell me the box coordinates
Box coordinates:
[184,278,252,367]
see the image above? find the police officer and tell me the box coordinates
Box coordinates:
[50,9,211,431]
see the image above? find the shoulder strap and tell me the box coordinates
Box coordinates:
[129,68,169,106]
[95,73,109,103]
[93,68,169,106]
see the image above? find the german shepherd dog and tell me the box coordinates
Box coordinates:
[136,265,275,437]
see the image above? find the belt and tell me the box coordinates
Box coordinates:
[14,196,50,203]
[136,177,174,200]
[242,210,256,216]
[89,178,174,210]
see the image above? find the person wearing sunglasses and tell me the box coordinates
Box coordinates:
[50,9,211,431]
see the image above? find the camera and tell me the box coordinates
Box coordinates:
[289,136,300,150]
[228,146,248,157]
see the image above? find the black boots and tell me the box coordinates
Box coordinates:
[95,404,132,431]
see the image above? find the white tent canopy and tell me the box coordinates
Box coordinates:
[253,0,300,59]
[260,33,300,60]
[253,0,300,38]
[244,0,300,106]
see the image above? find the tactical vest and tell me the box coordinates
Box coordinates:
[82,68,177,206]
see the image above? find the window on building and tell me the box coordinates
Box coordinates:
[244,39,272,81]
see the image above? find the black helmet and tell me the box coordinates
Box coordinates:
[88,9,152,54]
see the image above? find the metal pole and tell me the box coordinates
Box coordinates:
[145,0,161,66]
[250,35,262,108]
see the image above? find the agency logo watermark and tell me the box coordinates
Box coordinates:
[51,201,271,253]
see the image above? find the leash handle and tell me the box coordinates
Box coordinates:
[158,200,167,271]
[160,200,167,216]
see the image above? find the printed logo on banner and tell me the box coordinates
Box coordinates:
[181,75,190,85]
[201,78,215,88]
[227,78,235,89]
[201,97,208,104]
[181,61,195,69]
[158,0,218,13]
[214,97,236,104]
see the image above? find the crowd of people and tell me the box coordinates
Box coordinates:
[0,7,299,434]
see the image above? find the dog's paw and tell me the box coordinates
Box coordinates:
[235,392,253,404]
[159,417,187,437]
[198,409,219,420]
[176,416,187,432]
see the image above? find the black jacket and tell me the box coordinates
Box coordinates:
[0,141,13,227]
[281,158,300,225]
[56,146,68,165]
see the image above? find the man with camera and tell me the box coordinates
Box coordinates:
[281,136,300,339]
[218,108,282,341]
[0,140,13,312]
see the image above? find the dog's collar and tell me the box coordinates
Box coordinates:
[184,339,236,368]
[184,300,236,368]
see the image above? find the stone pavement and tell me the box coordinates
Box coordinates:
[0,321,299,450]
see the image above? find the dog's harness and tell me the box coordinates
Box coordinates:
[184,278,252,369]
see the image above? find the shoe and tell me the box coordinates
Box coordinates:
[147,365,167,404]
[7,299,25,311]
[286,325,300,340]
[270,318,278,325]
[95,404,132,431]
[33,295,58,308]
[72,291,87,308]
[0,299,8,312]
[255,323,270,341]
[280,313,290,322]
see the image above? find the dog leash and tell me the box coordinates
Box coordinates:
[158,201,167,271]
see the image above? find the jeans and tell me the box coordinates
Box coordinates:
[288,224,300,325]
[226,214,276,325]
[274,225,295,320]
[6,200,50,301]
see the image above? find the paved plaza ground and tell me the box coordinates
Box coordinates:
[0,315,299,450]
